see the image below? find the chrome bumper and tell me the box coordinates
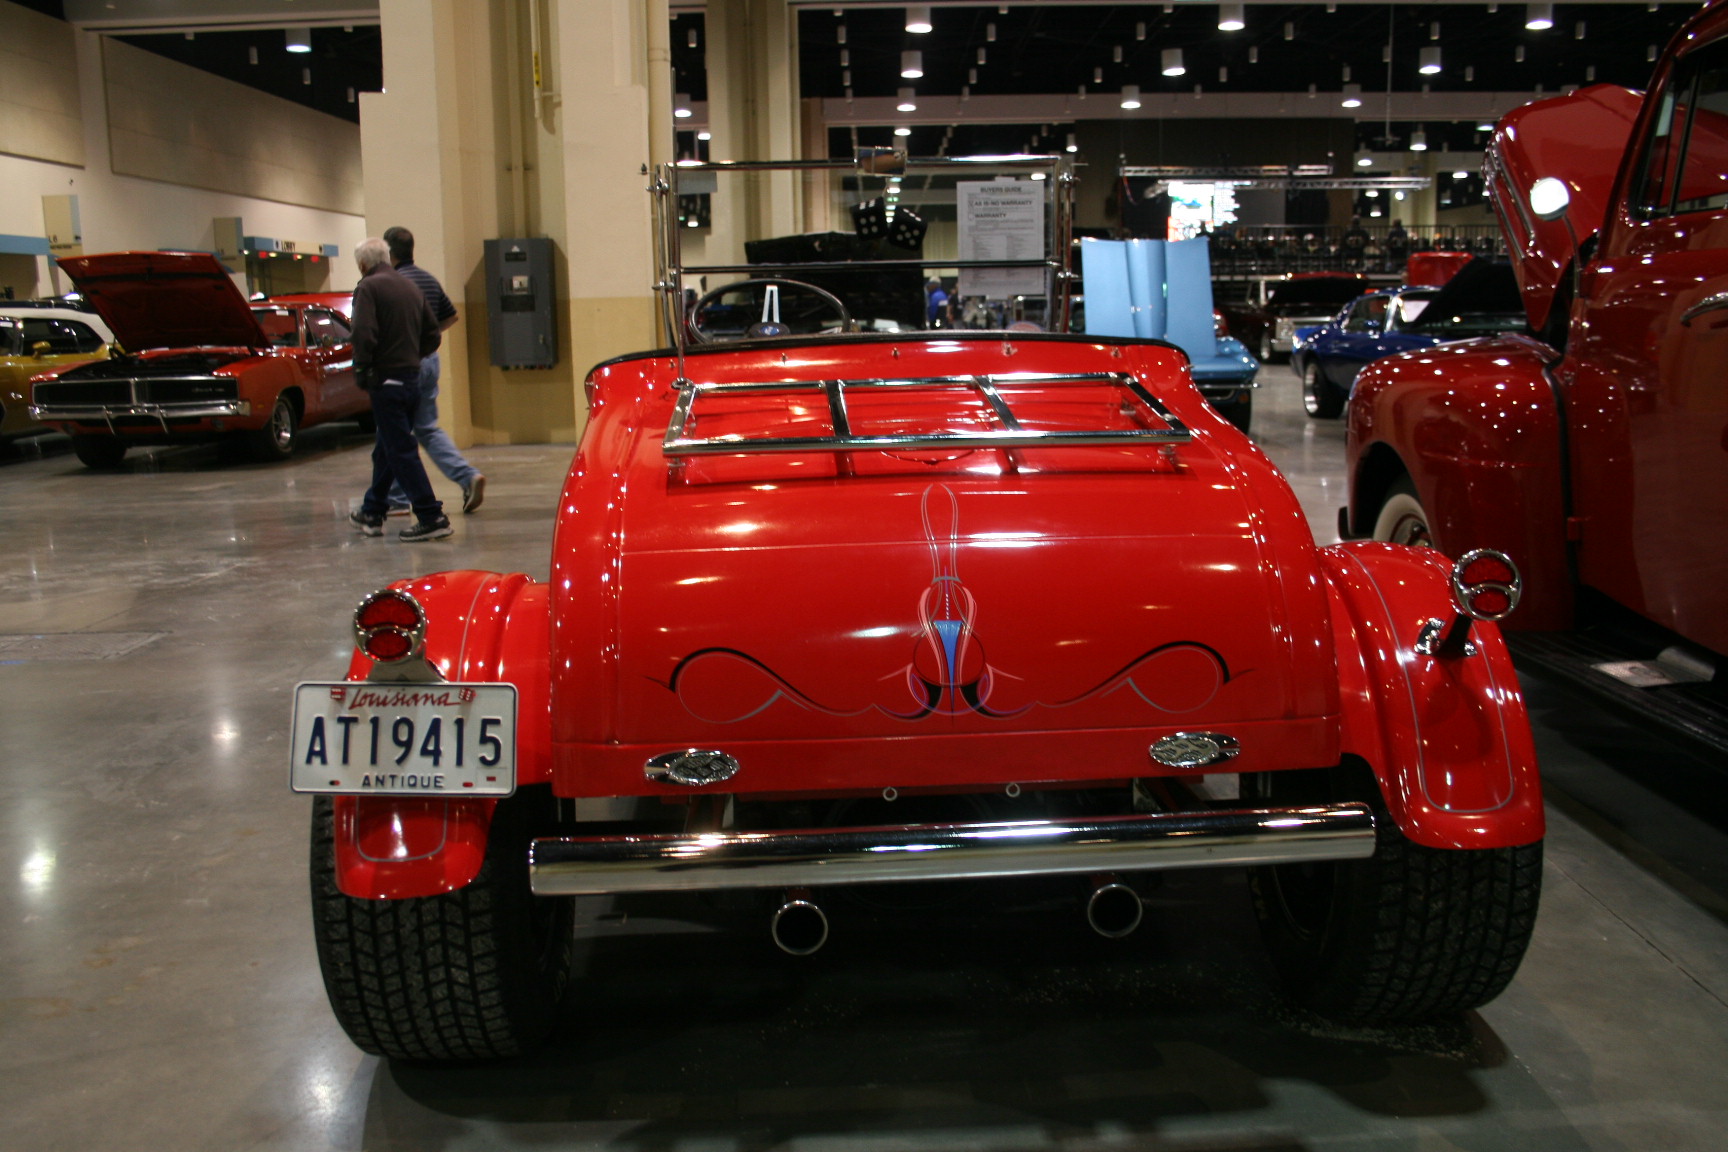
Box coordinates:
[30,400,251,429]
[529,803,1375,895]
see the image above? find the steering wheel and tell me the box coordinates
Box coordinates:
[688,278,854,343]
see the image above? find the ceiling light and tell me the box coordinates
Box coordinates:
[1248,46,1258,64]
[248,45,258,65]
[987,21,996,41]
[901,50,923,78]
[1648,44,1658,62]
[1409,129,1428,151]
[1575,21,1587,39]
[905,5,932,34]
[837,23,846,44]
[897,87,917,111]
[1218,65,1228,83]
[688,27,698,49]
[1478,119,1495,131]
[1066,132,1077,152]
[1419,46,1442,75]
[1525,3,1553,30]
[285,28,311,53]
[1094,66,1103,84]
[1341,83,1362,108]
[1356,150,1373,168]
[977,46,986,64]
[1218,3,1245,32]
[1162,47,1185,76]
[1453,169,1471,179]
[895,126,912,136]
[697,130,712,141]
[1516,45,1526,63]
[301,67,311,85]
[673,92,692,117]
[1365,189,1379,198]
[1394,190,1406,201]
[1136,21,1146,40]
[1120,84,1141,109]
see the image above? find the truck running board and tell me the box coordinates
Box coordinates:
[529,803,1376,896]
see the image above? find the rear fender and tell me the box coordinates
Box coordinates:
[1320,541,1544,850]
[331,569,550,899]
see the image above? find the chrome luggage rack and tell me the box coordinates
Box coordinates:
[662,371,1192,457]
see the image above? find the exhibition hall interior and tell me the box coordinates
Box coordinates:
[4,0,1728,1149]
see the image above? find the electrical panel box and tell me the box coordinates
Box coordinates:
[484,237,557,370]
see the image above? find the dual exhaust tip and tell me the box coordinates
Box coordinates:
[768,878,1143,956]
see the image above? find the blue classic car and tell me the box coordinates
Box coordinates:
[1291,258,1525,418]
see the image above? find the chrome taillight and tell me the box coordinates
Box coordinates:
[353,588,426,663]
[1451,549,1521,621]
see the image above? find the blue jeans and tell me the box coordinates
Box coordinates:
[361,370,442,523]
[387,352,476,506]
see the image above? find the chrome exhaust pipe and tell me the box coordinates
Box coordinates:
[771,889,829,956]
[1086,878,1143,939]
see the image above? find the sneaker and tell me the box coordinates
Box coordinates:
[399,515,453,543]
[349,509,384,536]
[385,503,411,517]
[461,474,486,514]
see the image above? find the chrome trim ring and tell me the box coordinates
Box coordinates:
[352,588,427,664]
[1451,548,1522,622]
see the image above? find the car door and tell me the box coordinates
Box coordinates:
[1570,34,1728,654]
[303,307,361,417]
[1324,294,1390,388]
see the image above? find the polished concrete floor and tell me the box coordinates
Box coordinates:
[4,365,1728,1151]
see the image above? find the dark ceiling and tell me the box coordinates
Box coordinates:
[9,1,1699,158]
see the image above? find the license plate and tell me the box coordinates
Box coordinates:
[289,681,517,796]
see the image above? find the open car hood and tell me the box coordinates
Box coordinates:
[55,251,267,352]
[1487,85,1643,333]
[1402,258,1525,329]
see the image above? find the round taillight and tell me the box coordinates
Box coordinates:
[1451,548,1521,622]
[353,588,426,663]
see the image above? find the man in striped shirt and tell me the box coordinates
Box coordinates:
[383,226,485,514]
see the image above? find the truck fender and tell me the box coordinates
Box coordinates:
[1347,335,1572,630]
[330,569,551,900]
[1320,541,1544,850]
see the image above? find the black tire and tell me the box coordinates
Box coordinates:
[1249,763,1542,1024]
[246,394,298,462]
[310,786,576,1061]
[1371,475,1434,548]
[1215,393,1253,433]
[1302,360,1346,419]
[71,434,127,469]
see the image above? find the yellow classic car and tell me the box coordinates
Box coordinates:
[1,305,115,442]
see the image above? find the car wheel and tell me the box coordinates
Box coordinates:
[1214,393,1253,433]
[1248,762,1543,1023]
[1301,361,1345,419]
[1371,477,1433,547]
[1257,329,1275,363]
[246,395,298,462]
[310,786,576,1061]
[71,434,128,469]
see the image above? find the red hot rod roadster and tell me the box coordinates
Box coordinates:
[295,154,1544,1061]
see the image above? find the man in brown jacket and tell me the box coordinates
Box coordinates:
[347,237,450,542]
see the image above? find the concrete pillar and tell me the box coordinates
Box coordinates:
[705,0,803,261]
[360,0,661,446]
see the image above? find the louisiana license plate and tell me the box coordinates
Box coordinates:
[289,681,517,796]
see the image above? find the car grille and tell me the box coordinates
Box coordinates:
[34,377,238,406]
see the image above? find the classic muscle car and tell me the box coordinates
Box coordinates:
[1292,260,1526,418]
[29,252,367,468]
[1344,1,1727,712]
[1,305,113,442]
[1214,271,1370,362]
[298,155,1544,1061]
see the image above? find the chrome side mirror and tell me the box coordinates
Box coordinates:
[1529,177,1571,222]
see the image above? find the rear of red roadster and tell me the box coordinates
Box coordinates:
[295,328,1543,1061]
[298,152,1542,1060]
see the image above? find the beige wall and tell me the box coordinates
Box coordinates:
[0,3,84,170]
[0,16,365,298]
[361,0,661,448]
[103,38,362,216]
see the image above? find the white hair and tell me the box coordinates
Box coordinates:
[355,237,390,273]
